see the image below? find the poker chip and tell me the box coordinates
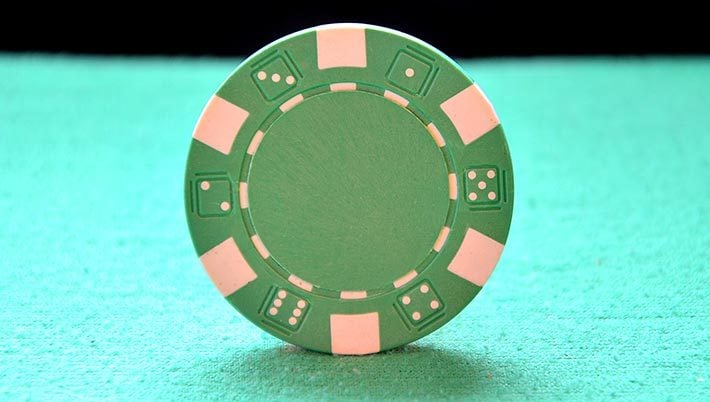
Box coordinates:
[185,23,514,355]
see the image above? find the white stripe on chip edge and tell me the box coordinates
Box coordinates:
[340,290,368,300]
[448,173,458,200]
[383,90,409,107]
[316,27,367,70]
[426,123,446,147]
[440,83,500,145]
[199,237,257,296]
[433,226,451,252]
[447,228,505,286]
[288,274,314,292]
[247,130,265,155]
[330,312,380,355]
[192,95,250,155]
[393,270,418,288]
[250,234,270,259]
[239,182,249,209]
[280,94,304,112]
[330,82,357,92]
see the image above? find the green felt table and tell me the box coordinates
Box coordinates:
[0,55,708,400]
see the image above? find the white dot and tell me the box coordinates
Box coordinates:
[478,181,487,190]
[297,300,306,308]
[285,75,295,85]
[278,290,287,299]
[487,169,496,179]
[288,317,297,325]
[467,171,476,180]
[200,181,210,191]
[420,284,429,294]
[430,300,440,309]
[293,308,302,317]
[269,307,278,315]
[271,73,281,82]
[402,296,411,305]
[257,71,267,80]
[488,191,497,200]
[273,299,282,307]
[220,201,230,211]
[468,192,478,201]
[412,312,421,320]
[405,68,415,77]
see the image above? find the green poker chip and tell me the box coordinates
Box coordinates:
[184,23,514,355]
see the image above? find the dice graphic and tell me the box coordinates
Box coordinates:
[386,49,436,96]
[251,54,299,101]
[397,281,444,327]
[464,166,505,208]
[264,288,310,331]
[195,176,233,217]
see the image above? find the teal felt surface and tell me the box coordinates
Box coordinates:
[0,55,708,400]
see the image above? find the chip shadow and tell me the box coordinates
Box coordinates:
[198,343,529,399]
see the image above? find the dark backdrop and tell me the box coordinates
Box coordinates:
[2,3,707,57]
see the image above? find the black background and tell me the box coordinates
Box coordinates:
[2,3,708,57]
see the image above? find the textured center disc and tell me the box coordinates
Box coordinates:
[249,91,449,291]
